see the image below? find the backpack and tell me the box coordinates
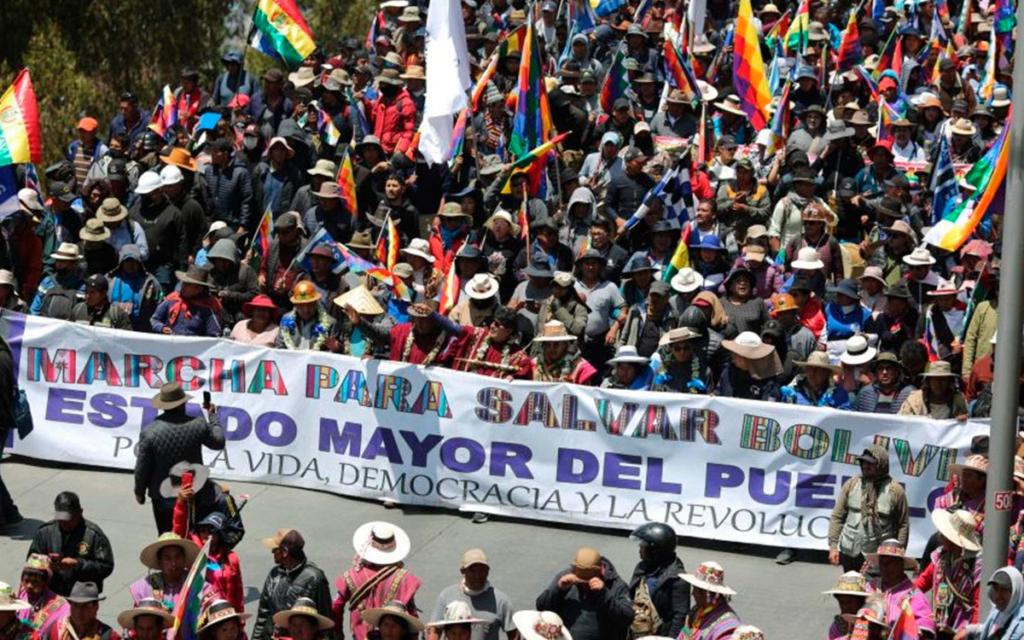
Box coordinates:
[40,285,82,320]
[630,578,663,638]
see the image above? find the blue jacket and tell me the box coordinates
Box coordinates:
[824,302,871,340]
[108,109,151,146]
[66,139,109,166]
[781,377,853,409]
[972,604,1024,640]
[30,273,85,316]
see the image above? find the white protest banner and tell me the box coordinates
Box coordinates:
[1,313,985,554]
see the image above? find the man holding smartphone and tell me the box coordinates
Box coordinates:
[134,382,225,533]
[27,492,114,597]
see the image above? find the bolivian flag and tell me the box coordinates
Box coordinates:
[0,69,43,167]
[249,0,316,68]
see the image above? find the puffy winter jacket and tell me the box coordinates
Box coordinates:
[366,89,418,155]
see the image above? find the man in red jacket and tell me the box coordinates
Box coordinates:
[366,69,418,156]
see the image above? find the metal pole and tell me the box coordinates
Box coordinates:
[979,15,1024,617]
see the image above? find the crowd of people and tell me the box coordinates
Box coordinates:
[0,424,1019,640]
[0,0,1013,414]
[0,0,1019,635]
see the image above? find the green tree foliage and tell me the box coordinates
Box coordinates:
[0,20,102,167]
[0,0,376,166]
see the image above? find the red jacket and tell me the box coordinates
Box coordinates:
[172,499,245,613]
[11,220,42,302]
[366,89,418,155]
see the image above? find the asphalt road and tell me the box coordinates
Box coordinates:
[0,457,839,638]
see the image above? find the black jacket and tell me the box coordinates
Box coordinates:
[133,409,225,499]
[28,518,115,596]
[203,158,255,230]
[252,162,304,220]
[0,337,15,436]
[208,263,259,331]
[129,196,188,273]
[251,559,333,640]
[536,559,634,640]
[628,557,690,638]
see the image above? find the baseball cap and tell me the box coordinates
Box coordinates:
[461,548,490,568]
[85,274,109,292]
[78,117,99,132]
[54,492,82,521]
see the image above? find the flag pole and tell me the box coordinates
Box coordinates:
[979,0,1024,616]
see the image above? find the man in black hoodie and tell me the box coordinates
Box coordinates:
[627,522,690,638]
[535,546,634,640]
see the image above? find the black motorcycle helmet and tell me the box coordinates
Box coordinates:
[140,130,164,154]
[630,522,677,563]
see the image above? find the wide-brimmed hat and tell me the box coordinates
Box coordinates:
[242,294,281,319]
[730,626,764,640]
[400,65,425,80]
[927,277,958,296]
[401,238,435,263]
[117,598,173,629]
[845,110,873,127]
[829,278,860,300]
[791,247,824,270]
[466,274,500,300]
[485,210,521,236]
[313,181,342,199]
[288,66,317,88]
[98,197,129,223]
[273,597,335,630]
[722,332,774,360]
[882,220,916,242]
[932,508,981,551]
[801,202,836,225]
[523,260,555,278]
[696,80,719,103]
[378,68,406,86]
[151,382,193,410]
[883,281,912,300]
[671,268,704,293]
[80,218,112,242]
[840,335,876,366]
[714,95,746,117]
[175,265,212,287]
[161,147,198,172]
[864,539,919,570]
[991,85,1011,108]
[513,611,572,640]
[822,571,871,597]
[903,247,936,266]
[438,202,471,220]
[353,521,411,565]
[159,461,210,499]
[0,582,29,612]
[823,120,854,143]
[659,327,702,347]
[858,266,887,287]
[50,242,83,262]
[361,602,424,632]
[681,561,737,596]
[334,286,385,316]
[795,351,842,375]
[308,159,338,179]
[950,118,977,136]
[198,600,250,634]
[922,360,957,378]
[608,345,650,365]
[66,581,105,604]
[266,136,295,156]
[139,532,200,570]
[428,601,488,628]
[533,320,577,343]
[841,599,887,628]
[348,231,375,251]
[951,454,989,477]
